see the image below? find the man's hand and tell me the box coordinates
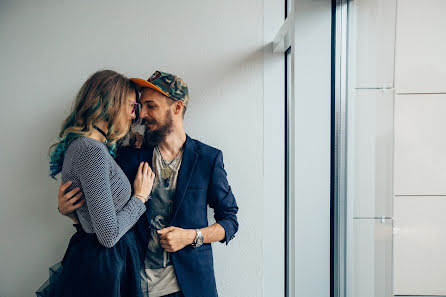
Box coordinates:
[157,227,196,252]
[58,181,85,217]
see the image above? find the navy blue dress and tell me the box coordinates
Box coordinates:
[36,224,145,297]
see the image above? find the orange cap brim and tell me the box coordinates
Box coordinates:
[129,78,170,98]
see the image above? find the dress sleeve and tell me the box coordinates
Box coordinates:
[74,141,146,248]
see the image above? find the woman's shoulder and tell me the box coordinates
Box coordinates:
[66,137,109,160]
[63,137,112,179]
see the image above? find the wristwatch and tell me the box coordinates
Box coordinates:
[191,229,204,248]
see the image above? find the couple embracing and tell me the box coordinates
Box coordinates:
[37,70,239,297]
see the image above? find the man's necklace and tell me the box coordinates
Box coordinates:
[156,145,183,180]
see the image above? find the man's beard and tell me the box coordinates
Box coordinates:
[142,111,174,147]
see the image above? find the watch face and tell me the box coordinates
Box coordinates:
[194,230,204,247]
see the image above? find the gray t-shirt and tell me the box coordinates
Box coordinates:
[141,147,183,297]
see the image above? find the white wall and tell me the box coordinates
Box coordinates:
[263,0,285,296]
[0,1,265,296]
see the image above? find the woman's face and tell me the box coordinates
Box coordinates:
[117,91,137,133]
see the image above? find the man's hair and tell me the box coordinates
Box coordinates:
[165,96,186,118]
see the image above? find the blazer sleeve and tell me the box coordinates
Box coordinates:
[207,150,239,245]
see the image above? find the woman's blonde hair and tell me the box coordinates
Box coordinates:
[49,70,136,178]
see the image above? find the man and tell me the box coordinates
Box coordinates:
[57,71,239,297]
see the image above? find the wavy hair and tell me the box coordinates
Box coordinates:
[49,70,136,178]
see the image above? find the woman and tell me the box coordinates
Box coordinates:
[37,70,155,297]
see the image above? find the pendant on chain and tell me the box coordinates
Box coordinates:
[162,177,170,188]
[161,166,174,179]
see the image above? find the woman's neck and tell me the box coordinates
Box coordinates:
[89,121,109,143]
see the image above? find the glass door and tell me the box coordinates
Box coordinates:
[333,0,397,296]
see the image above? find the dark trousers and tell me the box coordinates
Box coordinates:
[161,291,184,297]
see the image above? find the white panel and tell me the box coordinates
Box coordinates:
[394,196,446,295]
[350,219,393,297]
[349,89,393,217]
[350,0,396,88]
[395,0,446,93]
[292,0,332,296]
[394,94,446,195]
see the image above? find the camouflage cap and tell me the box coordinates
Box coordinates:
[130,71,190,108]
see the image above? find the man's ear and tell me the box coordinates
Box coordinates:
[174,101,184,115]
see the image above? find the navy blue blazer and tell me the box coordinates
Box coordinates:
[115,135,239,297]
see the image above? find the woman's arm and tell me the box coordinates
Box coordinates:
[74,141,146,248]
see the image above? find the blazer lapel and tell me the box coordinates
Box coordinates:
[169,135,198,225]
[143,147,154,224]
[133,146,154,252]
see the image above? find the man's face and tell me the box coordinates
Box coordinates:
[139,88,174,146]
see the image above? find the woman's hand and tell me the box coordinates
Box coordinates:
[133,162,155,202]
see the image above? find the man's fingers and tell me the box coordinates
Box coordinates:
[157,228,167,234]
[65,187,81,200]
[59,180,73,193]
[161,244,173,252]
[70,192,84,203]
[157,227,175,234]
[68,199,85,211]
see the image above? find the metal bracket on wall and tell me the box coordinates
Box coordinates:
[272,16,292,53]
